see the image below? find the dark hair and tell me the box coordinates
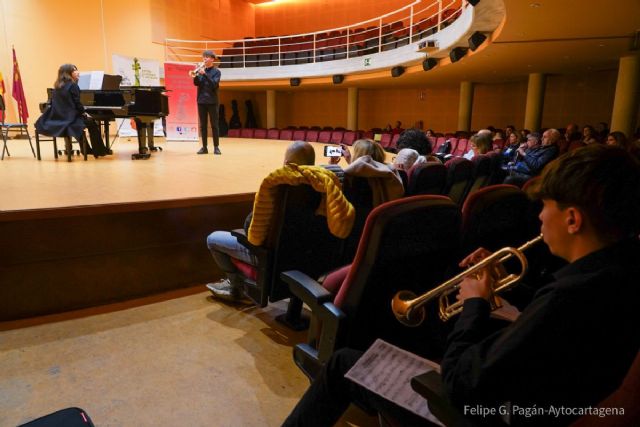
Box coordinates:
[534,145,640,240]
[203,50,217,59]
[396,128,432,155]
[607,131,628,149]
[54,63,77,89]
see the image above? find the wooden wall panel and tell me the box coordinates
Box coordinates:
[0,196,253,321]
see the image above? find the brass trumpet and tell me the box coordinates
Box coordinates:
[188,62,205,77]
[391,234,543,326]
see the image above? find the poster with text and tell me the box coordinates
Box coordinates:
[163,62,199,141]
[111,54,164,137]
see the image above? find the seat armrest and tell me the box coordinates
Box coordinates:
[231,229,267,259]
[281,270,334,306]
[411,371,473,427]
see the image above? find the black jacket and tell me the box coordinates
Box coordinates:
[442,238,640,426]
[35,82,85,139]
[193,66,221,105]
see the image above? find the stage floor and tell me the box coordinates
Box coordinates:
[0,137,345,212]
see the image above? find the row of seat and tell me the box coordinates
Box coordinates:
[276,184,545,378]
[219,8,461,68]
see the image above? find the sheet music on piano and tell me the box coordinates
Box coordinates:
[345,339,444,426]
[78,71,105,90]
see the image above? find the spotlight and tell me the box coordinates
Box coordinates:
[332,74,345,84]
[422,58,438,71]
[468,32,487,51]
[449,47,467,63]
[391,66,405,78]
[290,78,301,87]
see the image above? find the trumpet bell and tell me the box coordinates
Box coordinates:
[391,290,426,327]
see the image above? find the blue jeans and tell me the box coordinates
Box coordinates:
[206,231,257,287]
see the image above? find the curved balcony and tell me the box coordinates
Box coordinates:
[164,0,505,84]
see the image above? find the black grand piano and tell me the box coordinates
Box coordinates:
[43,79,169,160]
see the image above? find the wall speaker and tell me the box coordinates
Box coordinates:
[391,66,405,78]
[290,78,301,87]
[468,32,487,51]
[449,47,467,63]
[422,58,438,71]
[332,75,345,84]
[467,0,480,6]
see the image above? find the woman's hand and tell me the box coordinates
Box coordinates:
[341,145,352,164]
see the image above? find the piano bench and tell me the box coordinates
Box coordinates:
[35,131,89,162]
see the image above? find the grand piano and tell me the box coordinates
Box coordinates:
[43,81,169,160]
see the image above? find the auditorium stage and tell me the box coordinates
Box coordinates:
[0,137,334,322]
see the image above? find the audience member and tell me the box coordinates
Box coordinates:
[463,132,493,160]
[504,129,560,187]
[605,131,628,149]
[281,144,640,427]
[205,141,317,303]
[396,128,432,156]
[582,125,599,145]
[392,148,422,172]
[341,139,404,206]
[565,123,580,142]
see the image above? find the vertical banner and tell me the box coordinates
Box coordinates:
[111,54,164,137]
[163,63,198,141]
[12,48,29,124]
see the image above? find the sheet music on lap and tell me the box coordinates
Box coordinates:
[345,339,444,425]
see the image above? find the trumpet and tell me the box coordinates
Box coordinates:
[188,62,205,77]
[391,234,543,326]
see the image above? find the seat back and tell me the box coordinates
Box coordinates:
[444,157,474,204]
[246,184,345,306]
[335,196,462,356]
[340,175,375,264]
[406,162,447,195]
[464,153,493,199]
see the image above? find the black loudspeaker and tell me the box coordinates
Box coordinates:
[290,78,301,87]
[422,58,438,71]
[468,32,487,51]
[449,47,467,63]
[467,0,480,5]
[391,66,405,78]
[332,75,344,84]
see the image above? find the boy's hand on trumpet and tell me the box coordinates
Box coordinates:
[457,268,493,302]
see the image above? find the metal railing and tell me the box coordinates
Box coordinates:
[165,0,465,68]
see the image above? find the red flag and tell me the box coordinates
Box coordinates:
[12,48,29,123]
[0,71,5,95]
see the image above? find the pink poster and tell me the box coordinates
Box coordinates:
[164,63,199,141]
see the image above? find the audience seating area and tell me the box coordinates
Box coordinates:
[213,3,463,69]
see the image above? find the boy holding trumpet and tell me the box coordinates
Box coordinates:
[193,50,221,155]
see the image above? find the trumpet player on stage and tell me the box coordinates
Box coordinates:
[282,144,640,427]
[193,50,221,155]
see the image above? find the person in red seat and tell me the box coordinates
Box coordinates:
[205,141,316,302]
[282,145,640,427]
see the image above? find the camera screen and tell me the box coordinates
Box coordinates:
[324,146,342,157]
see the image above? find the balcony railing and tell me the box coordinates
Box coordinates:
[165,0,466,68]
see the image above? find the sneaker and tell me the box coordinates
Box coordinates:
[197,147,208,155]
[214,147,222,155]
[206,280,252,304]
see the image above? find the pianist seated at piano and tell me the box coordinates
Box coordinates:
[35,63,110,157]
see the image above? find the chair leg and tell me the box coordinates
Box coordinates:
[25,130,36,158]
[81,133,88,161]
[64,137,72,162]
[35,132,42,160]
[53,137,58,159]
[1,134,8,160]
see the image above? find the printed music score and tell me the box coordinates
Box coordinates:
[345,339,444,425]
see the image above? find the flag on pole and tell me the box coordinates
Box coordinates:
[12,47,29,123]
[0,71,5,121]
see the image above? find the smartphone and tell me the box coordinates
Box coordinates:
[324,145,342,157]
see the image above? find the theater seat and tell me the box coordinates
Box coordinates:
[281,195,462,379]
